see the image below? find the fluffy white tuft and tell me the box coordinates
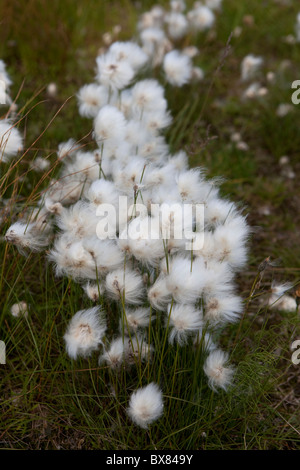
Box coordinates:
[0,120,23,161]
[77,84,109,118]
[127,382,164,429]
[10,301,28,318]
[96,52,135,90]
[203,349,235,391]
[163,50,192,87]
[105,268,145,304]
[167,303,203,345]
[64,307,107,359]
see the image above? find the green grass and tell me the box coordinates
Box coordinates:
[0,0,300,450]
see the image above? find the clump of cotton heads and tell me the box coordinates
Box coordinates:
[6,58,247,385]
[126,0,218,79]
[4,0,249,428]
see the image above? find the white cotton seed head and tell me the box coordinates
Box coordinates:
[270,282,293,299]
[44,198,63,215]
[204,294,243,325]
[105,268,145,304]
[125,119,151,149]
[193,230,215,260]
[57,138,77,161]
[131,79,167,114]
[148,275,172,311]
[49,234,96,280]
[10,301,28,318]
[138,6,165,31]
[64,307,107,359]
[143,164,175,190]
[62,151,99,182]
[124,216,165,267]
[187,6,215,32]
[127,382,164,429]
[121,307,154,333]
[5,221,51,253]
[191,66,205,82]
[30,156,51,172]
[146,180,179,205]
[113,156,146,193]
[86,179,120,207]
[0,120,23,161]
[212,215,249,268]
[268,294,297,313]
[241,54,263,82]
[296,13,300,42]
[166,256,205,304]
[175,168,206,203]
[77,84,109,118]
[201,260,234,299]
[168,303,203,345]
[46,178,84,205]
[0,60,13,88]
[243,82,266,100]
[170,0,186,13]
[151,201,194,243]
[55,201,98,238]
[94,105,127,143]
[96,52,135,90]
[99,336,127,368]
[83,282,105,302]
[182,45,199,59]
[163,50,192,87]
[165,12,189,40]
[141,109,173,134]
[203,349,235,391]
[204,198,236,227]
[139,135,169,163]
[118,88,133,118]
[108,41,148,72]
[206,0,223,10]
[167,151,188,172]
[140,27,167,60]
[100,334,152,369]
[46,82,57,97]
[83,237,124,275]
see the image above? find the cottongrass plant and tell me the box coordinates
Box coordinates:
[3,0,252,430]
